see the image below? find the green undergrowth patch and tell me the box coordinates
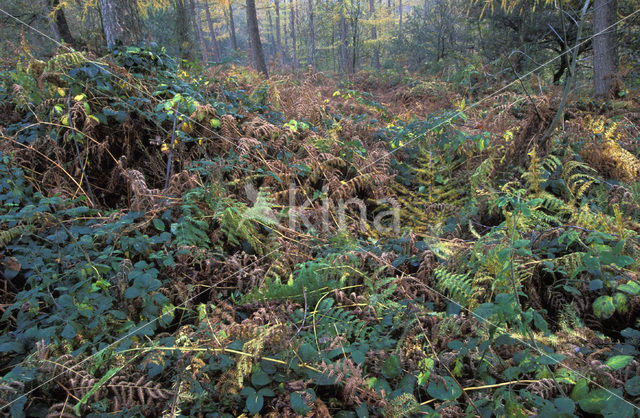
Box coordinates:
[1,45,640,416]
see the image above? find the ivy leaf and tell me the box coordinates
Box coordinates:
[605,355,633,370]
[427,376,462,401]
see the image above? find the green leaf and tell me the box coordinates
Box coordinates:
[381,355,401,379]
[624,376,640,396]
[592,296,615,319]
[578,389,616,414]
[61,323,76,339]
[570,379,589,401]
[210,118,221,129]
[251,368,272,387]
[605,355,633,370]
[427,376,462,401]
[152,218,165,231]
[290,392,311,415]
[246,390,263,414]
[257,387,275,397]
[299,343,318,363]
[351,348,365,365]
[613,292,629,314]
[553,397,575,414]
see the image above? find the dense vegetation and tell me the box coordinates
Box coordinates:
[0,41,638,416]
[1,0,640,415]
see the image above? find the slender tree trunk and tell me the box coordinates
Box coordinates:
[246,0,268,75]
[369,0,379,69]
[593,0,618,98]
[228,0,239,51]
[275,0,283,64]
[339,1,349,73]
[98,0,142,47]
[283,6,289,64]
[308,0,316,68]
[398,0,403,38]
[290,0,297,68]
[189,0,208,61]
[203,0,221,60]
[176,0,192,59]
[351,0,360,71]
[268,10,276,60]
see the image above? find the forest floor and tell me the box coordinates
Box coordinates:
[1,46,640,416]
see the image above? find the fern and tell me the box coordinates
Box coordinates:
[239,256,351,305]
[171,212,210,249]
[433,266,473,306]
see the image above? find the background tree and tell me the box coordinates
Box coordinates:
[246,0,268,75]
[98,0,143,47]
[593,0,618,98]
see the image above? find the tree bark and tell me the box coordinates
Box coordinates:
[275,0,283,64]
[308,0,316,68]
[98,0,142,47]
[268,10,276,60]
[44,0,76,46]
[228,0,239,51]
[398,0,403,39]
[176,0,192,59]
[290,0,297,68]
[369,0,379,69]
[203,0,221,60]
[246,0,268,75]
[189,0,208,61]
[593,0,618,98]
[339,1,349,73]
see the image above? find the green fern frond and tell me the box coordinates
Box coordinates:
[434,266,473,306]
[0,225,32,247]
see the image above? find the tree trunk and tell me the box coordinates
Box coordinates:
[98,0,142,47]
[176,0,192,59]
[268,10,276,60]
[275,0,283,64]
[189,0,208,61]
[228,0,239,51]
[593,0,618,98]
[308,0,316,68]
[351,0,360,72]
[246,0,268,75]
[398,0,403,39]
[45,0,76,46]
[203,0,221,60]
[290,0,297,68]
[339,1,349,73]
[369,0,379,69]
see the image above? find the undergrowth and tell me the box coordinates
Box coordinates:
[1,45,640,416]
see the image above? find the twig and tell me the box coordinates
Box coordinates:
[540,0,591,149]
[66,91,96,207]
[164,102,180,190]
